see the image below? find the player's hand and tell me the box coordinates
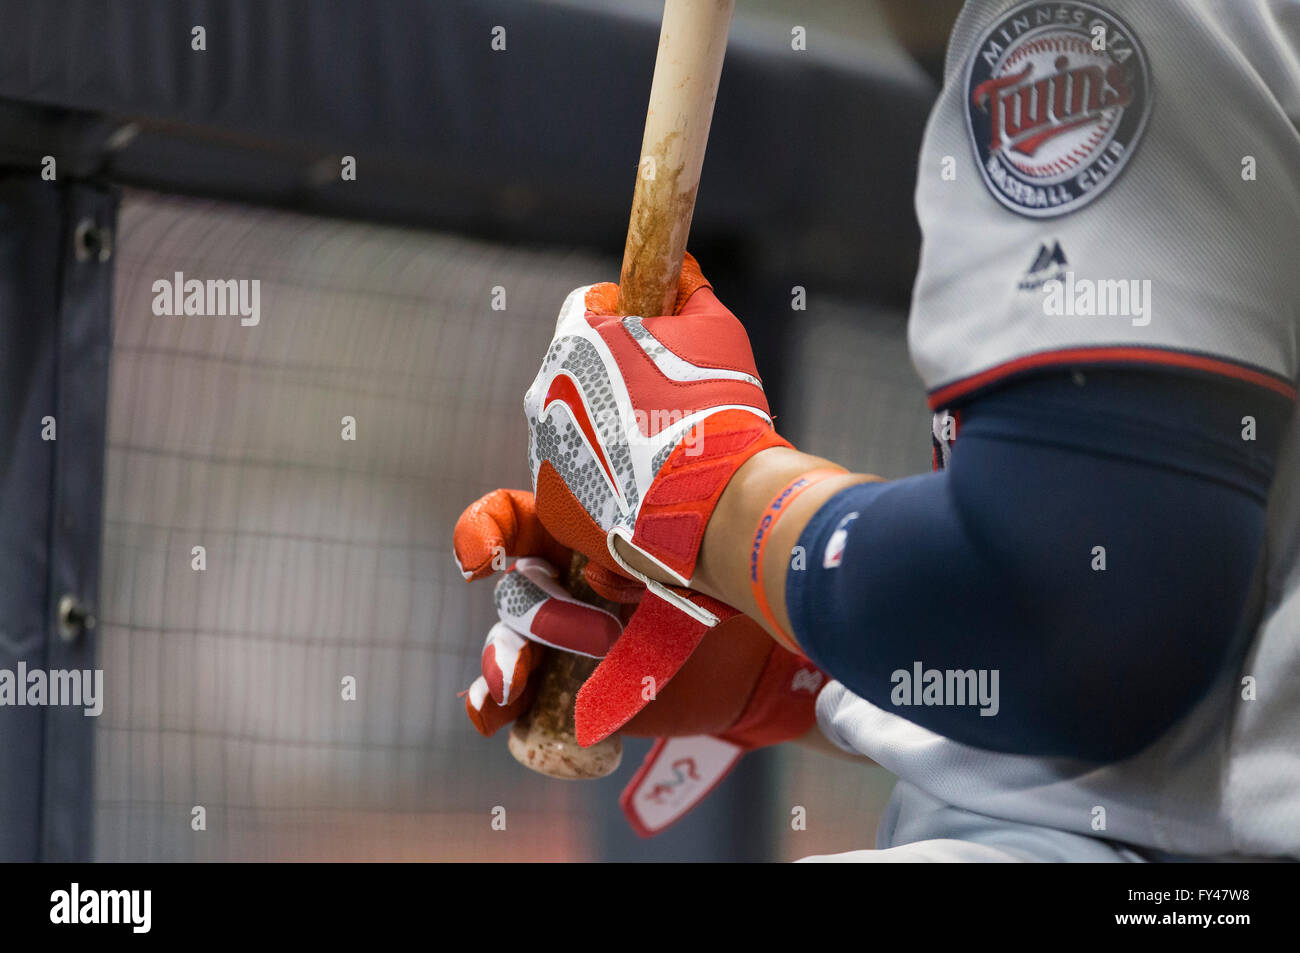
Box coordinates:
[523,253,790,626]
[454,489,826,835]
[613,610,826,836]
[454,488,623,737]
[455,486,733,745]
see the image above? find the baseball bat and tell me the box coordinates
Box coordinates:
[507,0,736,780]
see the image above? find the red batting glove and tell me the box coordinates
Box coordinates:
[454,488,621,736]
[616,613,826,837]
[522,255,792,741]
[524,253,789,608]
[454,489,825,835]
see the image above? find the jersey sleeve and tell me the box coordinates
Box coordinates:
[908,0,1300,409]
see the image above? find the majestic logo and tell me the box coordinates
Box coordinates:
[965,1,1151,217]
[1018,240,1068,291]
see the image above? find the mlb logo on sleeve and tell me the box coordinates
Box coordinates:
[965,1,1152,218]
[823,512,860,568]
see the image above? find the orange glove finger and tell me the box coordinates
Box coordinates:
[479,620,543,706]
[583,251,711,317]
[463,667,539,738]
[453,488,571,581]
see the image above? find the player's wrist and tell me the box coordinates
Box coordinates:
[694,448,878,643]
[610,445,823,591]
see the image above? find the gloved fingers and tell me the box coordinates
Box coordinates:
[463,672,537,738]
[453,488,570,581]
[493,557,622,657]
[671,251,712,314]
[582,252,711,318]
[583,281,621,316]
[481,621,541,706]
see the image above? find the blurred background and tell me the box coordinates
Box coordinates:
[0,0,950,861]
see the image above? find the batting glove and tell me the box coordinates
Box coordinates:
[454,488,825,835]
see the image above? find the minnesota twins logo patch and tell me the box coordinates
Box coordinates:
[965,1,1151,218]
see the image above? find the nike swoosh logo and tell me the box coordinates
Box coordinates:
[543,372,624,505]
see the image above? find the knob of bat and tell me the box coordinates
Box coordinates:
[507,650,622,779]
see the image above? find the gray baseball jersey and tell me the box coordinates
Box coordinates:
[818,0,1300,860]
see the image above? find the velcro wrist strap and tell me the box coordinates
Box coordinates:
[632,409,791,584]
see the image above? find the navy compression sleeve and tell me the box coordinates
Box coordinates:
[786,369,1289,761]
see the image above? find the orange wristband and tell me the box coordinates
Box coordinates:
[748,468,843,654]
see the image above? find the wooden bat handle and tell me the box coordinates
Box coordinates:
[620,0,734,318]
[508,0,735,781]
